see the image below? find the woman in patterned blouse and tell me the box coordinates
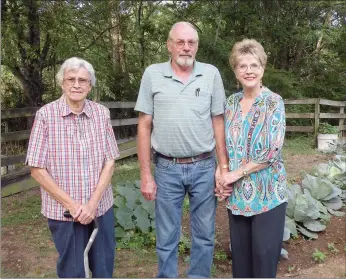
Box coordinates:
[216,38,287,278]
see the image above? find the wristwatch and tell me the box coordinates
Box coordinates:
[242,167,248,177]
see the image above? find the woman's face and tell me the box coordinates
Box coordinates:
[234,54,264,90]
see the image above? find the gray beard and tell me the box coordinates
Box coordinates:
[176,57,194,67]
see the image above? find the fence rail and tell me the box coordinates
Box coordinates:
[1,102,137,197]
[284,98,346,137]
[1,98,345,197]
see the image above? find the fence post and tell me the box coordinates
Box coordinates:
[340,105,345,138]
[3,121,9,174]
[93,87,100,102]
[314,98,320,147]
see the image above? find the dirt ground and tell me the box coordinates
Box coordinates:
[1,152,345,278]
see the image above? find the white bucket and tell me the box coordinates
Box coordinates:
[317,134,339,151]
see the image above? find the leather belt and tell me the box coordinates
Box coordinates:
[155,151,214,164]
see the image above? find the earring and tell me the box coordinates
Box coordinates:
[260,79,263,88]
[236,80,239,90]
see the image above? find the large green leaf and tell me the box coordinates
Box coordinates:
[294,189,320,222]
[286,184,302,218]
[327,208,346,217]
[285,216,298,236]
[117,185,138,202]
[316,200,328,215]
[115,226,126,238]
[329,166,343,177]
[115,207,135,230]
[321,186,342,201]
[303,220,326,232]
[332,155,346,173]
[134,206,151,232]
[139,195,155,217]
[322,197,343,210]
[114,196,126,208]
[312,163,330,177]
[296,224,318,239]
[302,174,333,200]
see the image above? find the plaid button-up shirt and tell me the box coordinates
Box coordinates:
[26,95,120,220]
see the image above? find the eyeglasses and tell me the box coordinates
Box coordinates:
[237,63,262,73]
[63,78,90,87]
[171,39,198,49]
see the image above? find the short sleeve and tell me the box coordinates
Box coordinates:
[25,111,48,168]
[134,68,153,115]
[211,69,226,116]
[104,109,120,162]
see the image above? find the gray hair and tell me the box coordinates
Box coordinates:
[56,57,96,87]
[167,21,199,41]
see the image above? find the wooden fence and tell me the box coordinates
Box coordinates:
[285,98,346,137]
[1,98,345,197]
[1,101,138,197]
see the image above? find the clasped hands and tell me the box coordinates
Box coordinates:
[68,202,97,225]
[215,167,242,201]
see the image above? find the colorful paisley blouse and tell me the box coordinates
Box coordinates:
[225,87,287,216]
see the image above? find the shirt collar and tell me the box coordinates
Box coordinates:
[59,94,92,118]
[238,89,265,104]
[163,59,203,78]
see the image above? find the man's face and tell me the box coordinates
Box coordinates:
[62,67,92,104]
[167,25,199,69]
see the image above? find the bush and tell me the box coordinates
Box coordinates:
[318,122,339,134]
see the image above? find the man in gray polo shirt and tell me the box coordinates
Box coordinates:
[135,21,228,278]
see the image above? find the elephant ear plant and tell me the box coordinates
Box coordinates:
[281,154,346,259]
[113,181,156,243]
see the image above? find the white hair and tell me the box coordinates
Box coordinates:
[168,21,199,41]
[56,57,96,87]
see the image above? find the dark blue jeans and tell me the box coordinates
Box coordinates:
[48,207,116,278]
[154,155,217,278]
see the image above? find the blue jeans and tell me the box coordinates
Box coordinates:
[48,207,116,278]
[154,155,217,278]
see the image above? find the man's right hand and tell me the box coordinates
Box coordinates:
[141,176,157,201]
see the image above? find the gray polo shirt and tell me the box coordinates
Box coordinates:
[135,60,226,157]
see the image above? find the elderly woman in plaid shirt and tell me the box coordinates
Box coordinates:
[26,57,120,278]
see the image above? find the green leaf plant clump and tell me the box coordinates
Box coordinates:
[318,123,339,134]
[283,155,346,254]
[113,181,155,246]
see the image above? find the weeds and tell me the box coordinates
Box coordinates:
[214,251,228,261]
[327,243,339,254]
[312,249,327,263]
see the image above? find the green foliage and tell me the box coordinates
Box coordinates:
[113,181,155,242]
[2,1,346,107]
[283,135,317,156]
[318,123,339,134]
[214,251,228,261]
[182,196,190,214]
[327,242,339,254]
[312,249,327,263]
[284,154,346,241]
[178,234,192,255]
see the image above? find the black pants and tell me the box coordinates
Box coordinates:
[228,202,287,278]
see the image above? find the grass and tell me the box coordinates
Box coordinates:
[283,134,318,156]
[112,155,141,185]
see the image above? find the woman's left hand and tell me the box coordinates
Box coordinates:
[219,170,242,187]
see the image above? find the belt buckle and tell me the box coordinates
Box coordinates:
[173,157,177,164]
